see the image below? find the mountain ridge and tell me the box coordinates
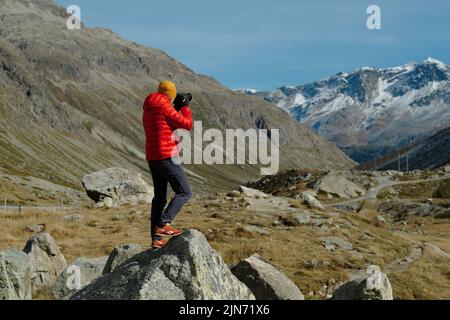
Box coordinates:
[239,58,450,163]
[0,0,354,198]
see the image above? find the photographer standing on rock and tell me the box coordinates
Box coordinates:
[142,81,193,249]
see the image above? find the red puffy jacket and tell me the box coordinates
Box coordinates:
[142,93,193,161]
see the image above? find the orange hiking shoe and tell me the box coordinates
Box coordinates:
[152,238,168,249]
[154,224,183,237]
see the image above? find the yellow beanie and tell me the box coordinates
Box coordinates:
[157,80,177,101]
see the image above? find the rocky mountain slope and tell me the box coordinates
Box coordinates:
[0,0,353,196]
[358,127,450,171]
[239,58,450,163]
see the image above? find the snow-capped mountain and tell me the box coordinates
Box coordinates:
[243,58,450,163]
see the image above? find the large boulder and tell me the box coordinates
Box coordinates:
[102,244,142,274]
[332,269,393,300]
[52,256,108,300]
[314,173,366,199]
[23,233,67,294]
[71,230,255,300]
[81,167,154,207]
[0,249,32,300]
[231,254,304,300]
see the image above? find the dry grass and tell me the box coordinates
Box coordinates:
[1,197,449,300]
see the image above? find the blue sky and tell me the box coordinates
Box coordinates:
[57,0,450,90]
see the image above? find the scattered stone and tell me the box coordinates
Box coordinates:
[303,259,331,269]
[238,186,270,199]
[332,269,393,300]
[103,197,114,208]
[52,256,108,300]
[242,225,271,236]
[320,236,353,251]
[0,249,32,300]
[63,214,84,223]
[294,212,311,225]
[333,201,362,212]
[23,233,67,294]
[81,167,154,207]
[314,172,366,199]
[312,217,333,227]
[231,254,304,300]
[301,192,325,210]
[272,219,282,227]
[102,244,142,274]
[226,190,241,198]
[371,215,387,228]
[24,224,45,233]
[70,230,255,300]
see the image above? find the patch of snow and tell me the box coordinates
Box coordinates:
[423,57,448,70]
[293,93,306,105]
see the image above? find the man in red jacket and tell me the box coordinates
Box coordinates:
[142,81,193,249]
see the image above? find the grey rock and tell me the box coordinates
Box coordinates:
[231,254,304,300]
[332,270,393,300]
[294,212,311,225]
[242,225,271,236]
[23,233,67,294]
[102,244,142,274]
[52,256,108,300]
[238,186,270,199]
[333,201,363,212]
[371,215,387,228]
[24,224,45,233]
[320,236,353,251]
[70,230,255,300]
[63,214,84,223]
[81,167,154,207]
[0,249,32,300]
[314,173,366,199]
[301,192,325,210]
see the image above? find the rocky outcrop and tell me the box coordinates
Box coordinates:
[0,249,32,300]
[314,173,366,199]
[23,233,67,294]
[332,269,393,300]
[81,168,154,208]
[52,256,108,300]
[102,244,142,274]
[71,230,255,300]
[231,254,304,300]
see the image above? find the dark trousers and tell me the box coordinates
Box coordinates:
[148,158,192,240]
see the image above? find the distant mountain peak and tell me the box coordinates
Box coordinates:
[241,59,450,163]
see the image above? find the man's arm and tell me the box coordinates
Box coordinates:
[162,102,193,130]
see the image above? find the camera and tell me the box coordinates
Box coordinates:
[173,93,193,111]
